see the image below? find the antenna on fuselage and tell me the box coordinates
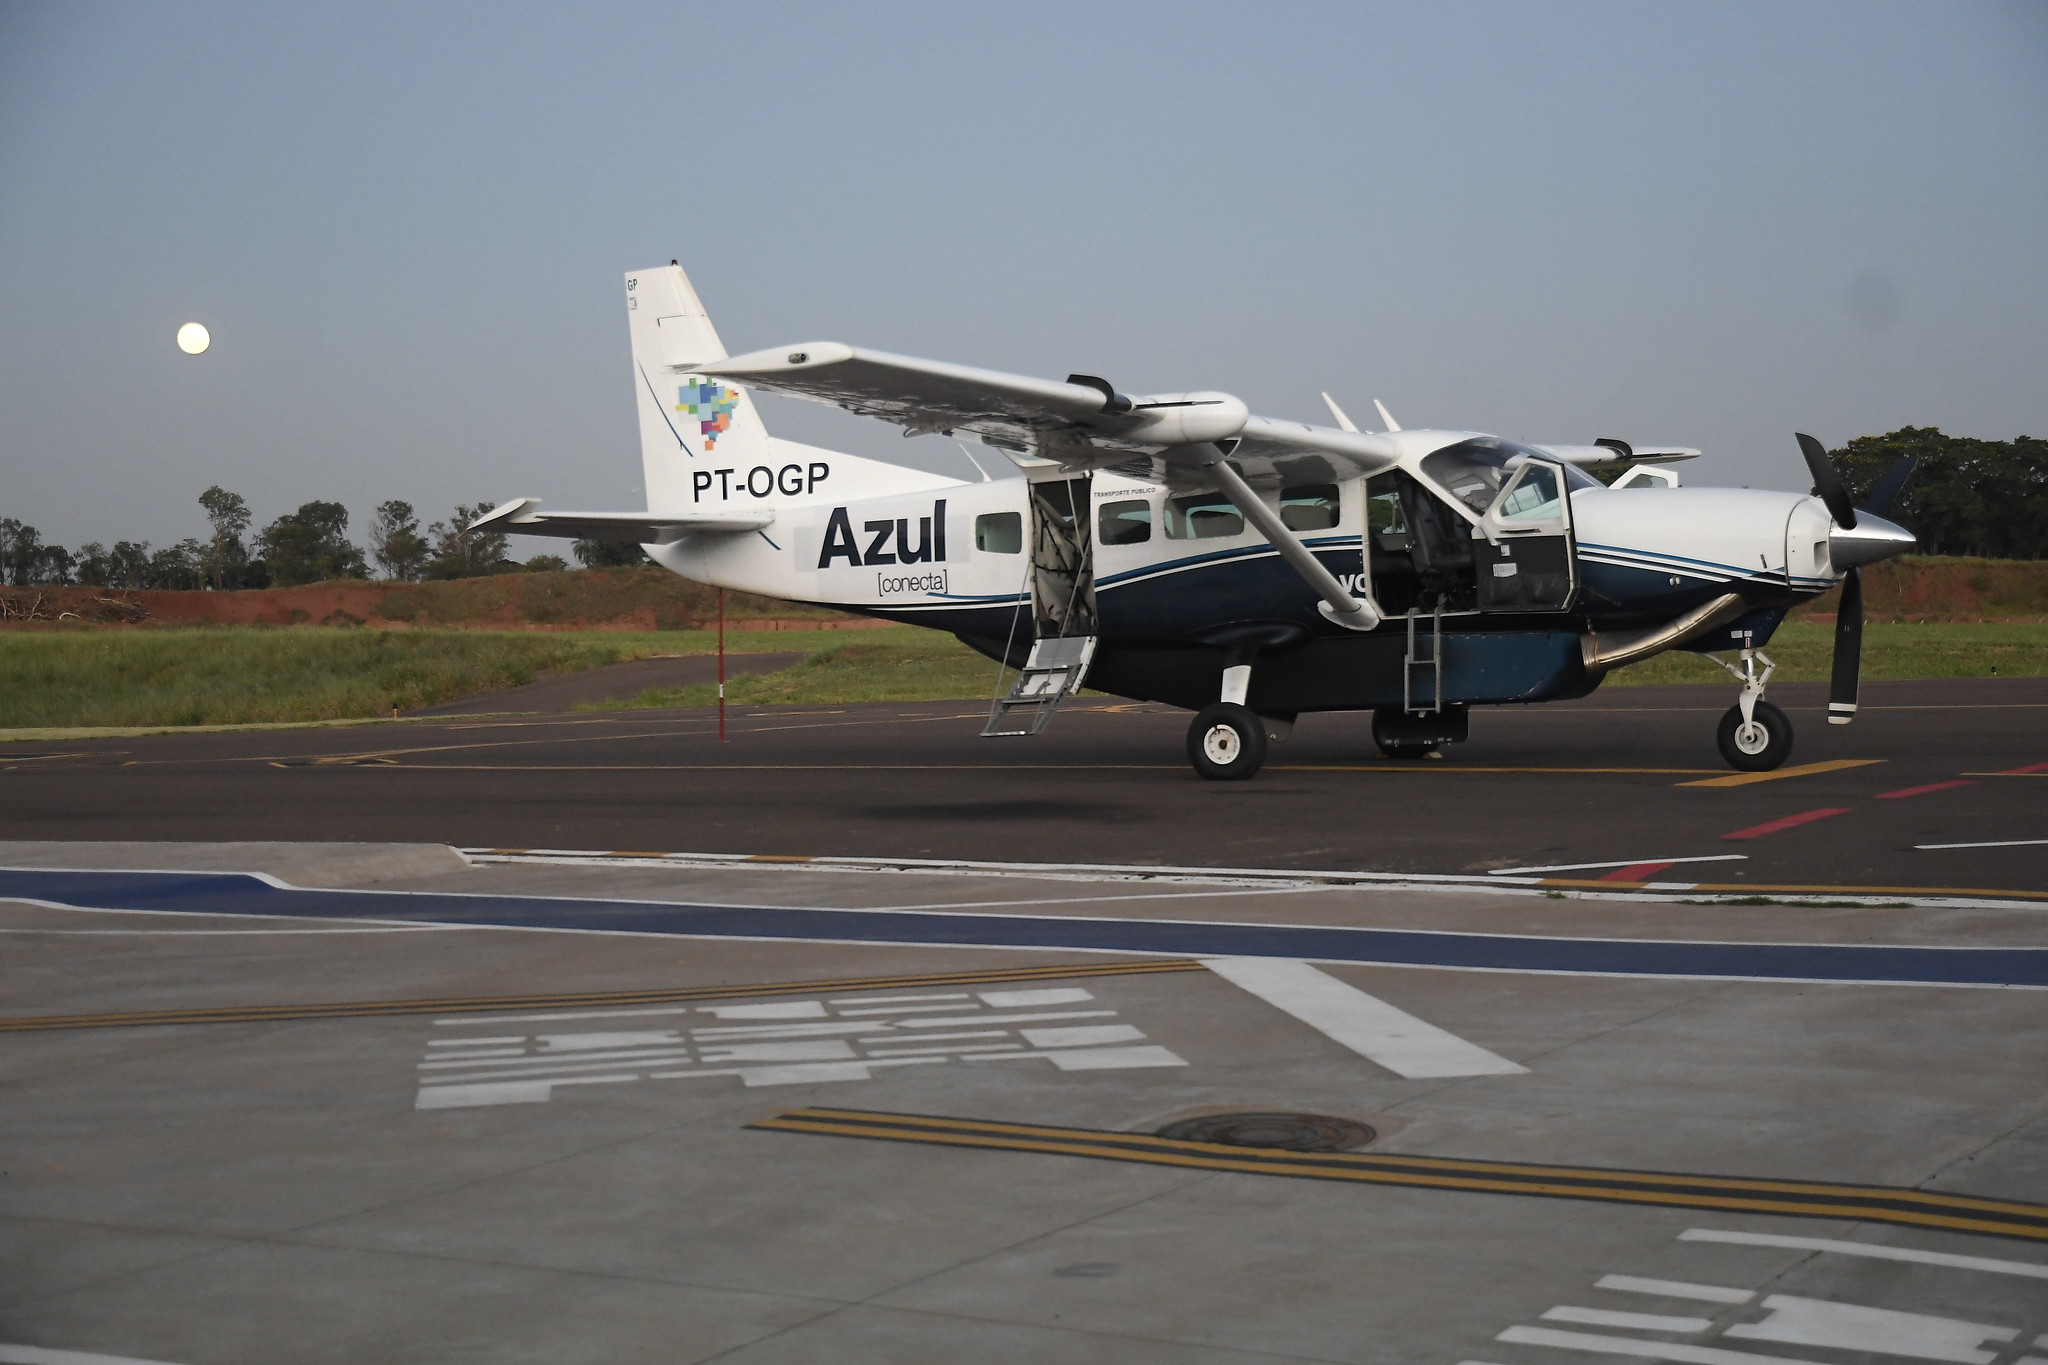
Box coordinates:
[1320,393,1360,433]
[1374,399,1402,432]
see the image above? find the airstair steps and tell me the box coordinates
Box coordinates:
[982,635,1098,737]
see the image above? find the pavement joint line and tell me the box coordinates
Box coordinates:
[458,849,2048,906]
[0,959,1205,1032]
[748,1108,2048,1244]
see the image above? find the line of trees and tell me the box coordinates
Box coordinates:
[0,490,646,590]
[1837,428,2047,560]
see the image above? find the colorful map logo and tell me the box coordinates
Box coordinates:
[676,380,740,450]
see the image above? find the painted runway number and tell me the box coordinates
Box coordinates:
[413,984,1183,1109]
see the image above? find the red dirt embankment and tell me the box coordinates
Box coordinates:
[0,568,878,631]
[1786,556,2048,623]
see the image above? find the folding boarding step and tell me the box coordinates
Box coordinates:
[1403,603,1444,715]
[982,635,1098,737]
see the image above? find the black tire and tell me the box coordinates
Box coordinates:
[1717,700,1794,772]
[1372,711,1440,761]
[1187,703,1268,781]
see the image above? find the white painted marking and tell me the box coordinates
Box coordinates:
[833,1002,978,1016]
[977,1044,1187,1070]
[648,1057,944,1086]
[899,1010,1117,1028]
[861,1043,1026,1057]
[426,1036,525,1047]
[1596,1275,1753,1304]
[826,993,971,1005]
[1488,855,1749,875]
[1678,1229,2048,1279]
[417,1076,621,1109]
[1544,1307,1712,1332]
[418,1046,692,1071]
[419,1051,692,1079]
[1020,1024,1145,1048]
[1915,839,2048,850]
[695,1041,856,1063]
[978,987,1095,1007]
[1724,1295,2016,1364]
[688,1022,892,1039]
[1200,957,1527,1078]
[540,1030,682,1051]
[1497,1325,1829,1364]
[696,1001,827,1020]
[0,1343,193,1364]
[858,1030,1006,1044]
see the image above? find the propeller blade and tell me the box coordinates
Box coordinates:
[1797,432,1858,529]
[1860,453,1918,518]
[1828,566,1863,725]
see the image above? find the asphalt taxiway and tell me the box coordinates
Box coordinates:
[2,678,2041,898]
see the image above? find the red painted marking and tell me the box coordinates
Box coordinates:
[1596,861,1679,882]
[1998,762,2048,775]
[1874,780,1977,800]
[1721,808,1852,841]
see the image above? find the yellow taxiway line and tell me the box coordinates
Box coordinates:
[753,1107,2048,1243]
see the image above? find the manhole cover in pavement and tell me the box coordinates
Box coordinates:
[1155,1112,1376,1152]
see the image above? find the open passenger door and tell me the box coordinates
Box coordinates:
[1474,458,1577,612]
[982,474,1099,736]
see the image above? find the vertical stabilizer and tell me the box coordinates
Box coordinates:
[626,263,774,514]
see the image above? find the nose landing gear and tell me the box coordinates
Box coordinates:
[1712,647,1792,771]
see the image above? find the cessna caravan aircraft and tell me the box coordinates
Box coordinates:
[475,262,1917,780]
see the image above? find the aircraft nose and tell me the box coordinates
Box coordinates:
[1830,512,1916,570]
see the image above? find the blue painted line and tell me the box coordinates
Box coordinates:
[4,869,2044,988]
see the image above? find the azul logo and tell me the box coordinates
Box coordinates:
[818,500,948,569]
[676,380,740,450]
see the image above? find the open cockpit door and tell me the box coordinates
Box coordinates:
[982,474,1099,736]
[1474,458,1577,612]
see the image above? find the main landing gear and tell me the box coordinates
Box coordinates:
[1187,703,1268,781]
[1713,647,1793,772]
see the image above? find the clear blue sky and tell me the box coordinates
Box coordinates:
[3,0,2044,549]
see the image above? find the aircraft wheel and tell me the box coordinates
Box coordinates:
[1187,703,1267,781]
[1717,701,1793,772]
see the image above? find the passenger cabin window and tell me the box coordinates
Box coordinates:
[1164,492,1244,540]
[974,511,1022,554]
[1496,465,1563,520]
[1097,499,1152,546]
[1279,484,1340,531]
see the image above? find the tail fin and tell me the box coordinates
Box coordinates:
[625,262,959,515]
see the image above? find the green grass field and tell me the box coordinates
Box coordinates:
[2,620,2041,732]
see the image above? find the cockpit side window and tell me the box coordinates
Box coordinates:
[1420,438,1595,513]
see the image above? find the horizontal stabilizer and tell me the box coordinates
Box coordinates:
[469,498,772,545]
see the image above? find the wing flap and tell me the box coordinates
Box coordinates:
[469,500,772,545]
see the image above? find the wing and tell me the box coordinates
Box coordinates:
[698,343,1400,486]
[1532,443,1701,467]
[468,500,772,545]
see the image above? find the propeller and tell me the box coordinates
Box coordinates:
[1797,432,1856,529]
[1795,434,1917,726]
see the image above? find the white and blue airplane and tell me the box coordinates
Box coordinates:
[475,261,1917,780]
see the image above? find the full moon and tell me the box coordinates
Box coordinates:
[176,322,211,355]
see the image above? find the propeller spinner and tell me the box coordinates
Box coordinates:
[1794,434,1917,726]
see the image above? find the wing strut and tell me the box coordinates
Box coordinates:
[1196,447,1380,632]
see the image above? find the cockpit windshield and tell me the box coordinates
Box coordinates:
[1419,437,1599,514]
